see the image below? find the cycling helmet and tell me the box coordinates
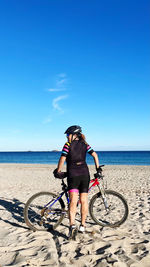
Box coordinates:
[64,125,82,135]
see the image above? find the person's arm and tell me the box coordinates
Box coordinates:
[91,151,100,170]
[56,141,70,172]
[86,143,100,170]
[57,156,66,172]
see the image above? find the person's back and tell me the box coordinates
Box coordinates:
[67,139,87,164]
[54,125,100,239]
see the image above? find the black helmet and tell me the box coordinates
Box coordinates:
[64,125,82,135]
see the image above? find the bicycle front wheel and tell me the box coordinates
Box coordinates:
[89,190,128,228]
[24,192,65,231]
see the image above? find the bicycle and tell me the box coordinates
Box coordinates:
[24,165,129,231]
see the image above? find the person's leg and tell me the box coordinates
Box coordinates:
[69,190,79,225]
[80,192,88,226]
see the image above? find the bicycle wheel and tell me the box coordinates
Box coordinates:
[89,190,129,228]
[24,192,65,231]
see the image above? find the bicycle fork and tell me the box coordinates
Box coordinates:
[98,184,109,211]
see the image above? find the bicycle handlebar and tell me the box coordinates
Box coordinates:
[94,173,103,179]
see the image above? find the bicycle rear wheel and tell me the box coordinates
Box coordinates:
[24,192,65,231]
[89,190,128,227]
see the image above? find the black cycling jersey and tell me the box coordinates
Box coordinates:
[61,139,94,178]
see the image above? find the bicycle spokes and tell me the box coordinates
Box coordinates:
[89,190,128,227]
[24,192,65,231]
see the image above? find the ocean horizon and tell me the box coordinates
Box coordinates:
[0,151,150,165]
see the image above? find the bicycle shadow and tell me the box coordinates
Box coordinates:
[0,197,96,240]
[48,226,69,240]
[0,197,28,229]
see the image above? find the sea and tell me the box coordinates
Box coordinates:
[0,151,150,165]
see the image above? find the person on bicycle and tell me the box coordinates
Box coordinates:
[53,125,101,239]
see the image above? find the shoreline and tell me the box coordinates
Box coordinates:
[0,163,150,167]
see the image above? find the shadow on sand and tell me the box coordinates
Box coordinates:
[0,197,69,240]
[0,196,96,244]
[0,197,28,229]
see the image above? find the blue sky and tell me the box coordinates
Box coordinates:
[0,0,150,151]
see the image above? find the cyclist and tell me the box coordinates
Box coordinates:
[53,125,101,239]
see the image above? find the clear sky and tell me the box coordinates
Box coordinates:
[0,0,150,151]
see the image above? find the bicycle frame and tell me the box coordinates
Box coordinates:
[46,176,104,213]
[89,177,100,192]
[46,186,69,212]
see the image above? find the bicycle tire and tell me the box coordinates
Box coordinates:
[24,191,65,231]
[89,190,129,228]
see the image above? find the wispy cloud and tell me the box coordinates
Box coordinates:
[47,73,68,93]
[43,73,69,123]
[52,95,68,113]
[47,88,66,92]
[48,73,69,113]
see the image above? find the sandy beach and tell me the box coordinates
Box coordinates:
[0,164,150,267]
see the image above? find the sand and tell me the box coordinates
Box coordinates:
[0,164,150,267]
